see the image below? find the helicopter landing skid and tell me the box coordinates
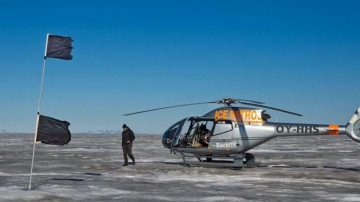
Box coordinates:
[180,153,256,169]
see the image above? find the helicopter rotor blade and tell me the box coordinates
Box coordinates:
[237,101,303,116]
[123,97,300,116]
[123,101,217,116]
[234,99,265,105]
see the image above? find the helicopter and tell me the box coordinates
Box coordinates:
[124,98,360,168]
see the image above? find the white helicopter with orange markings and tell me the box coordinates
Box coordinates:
[124,98,360,168]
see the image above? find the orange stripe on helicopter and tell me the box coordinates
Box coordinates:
[229,109,242,123]
[214,110,229,121]
[214,109,264,125]
[328,124,339,135]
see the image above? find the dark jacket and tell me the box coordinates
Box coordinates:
[122,128,135,147]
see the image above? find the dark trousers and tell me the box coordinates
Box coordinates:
[122,145,135,164]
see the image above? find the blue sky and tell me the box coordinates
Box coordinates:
[0,0,359,134]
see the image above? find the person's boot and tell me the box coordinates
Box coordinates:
[130,157,135,165]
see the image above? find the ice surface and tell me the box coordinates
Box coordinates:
[0,133,359,201]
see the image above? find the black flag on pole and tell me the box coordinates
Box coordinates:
[45,34,73,60]
[36,115,71,146]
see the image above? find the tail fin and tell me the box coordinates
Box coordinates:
[345,107,360,143]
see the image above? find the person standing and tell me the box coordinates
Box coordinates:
[122,124,135,166]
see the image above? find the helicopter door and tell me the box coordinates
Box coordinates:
[209,120,236,150]
[173,118,215,148]
[182,119,214,148]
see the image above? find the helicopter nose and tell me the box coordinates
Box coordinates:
[162,137,172,148]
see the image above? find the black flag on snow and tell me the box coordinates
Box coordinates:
[36,115,71,146]
[45,34,73,60]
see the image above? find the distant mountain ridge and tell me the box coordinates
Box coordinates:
[83,130,121,134]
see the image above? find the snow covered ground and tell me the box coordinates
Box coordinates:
[0,133,359,201]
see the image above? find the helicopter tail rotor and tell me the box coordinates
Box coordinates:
[345,106,360,142]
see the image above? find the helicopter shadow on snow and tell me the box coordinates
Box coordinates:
[159,160,360,172]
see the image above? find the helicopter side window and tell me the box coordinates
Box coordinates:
[212,120,233,137]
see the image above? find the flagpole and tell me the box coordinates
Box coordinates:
[29,33,49,190]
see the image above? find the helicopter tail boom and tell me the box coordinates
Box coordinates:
[345,107,360,142]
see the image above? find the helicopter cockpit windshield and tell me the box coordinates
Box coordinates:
[162,118,186,148]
